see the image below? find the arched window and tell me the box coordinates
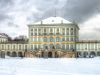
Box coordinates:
[97,52,100,56]
[83,52,88,58]
[62,38,65,41]
[34,29,37,32]
[71,28,73,30]
[56,37,60,42]
[50,44,54,49]
[13,45,15,50]
[66,32,69,35]
[7,51,10,56]
[44,29,46,32]
[71,37,73,41]
[34,45,37,50]
[70,45,73,50]
[56,44,60,49]
[62,45,65,50]
[71,32,74,35]
[31,45,33,50]
[31,33,33,36]
[57,28,59,32]
[12,52,17,57]
[38,45,41,49]
[18,52,23,57]
[44,37,47,42]
[90,51,96,58]
[50,37,53,42]
[50,29,52,32]
[19,45,21,50]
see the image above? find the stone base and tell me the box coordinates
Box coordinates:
[25,51,76,58]
[62,52,76,58]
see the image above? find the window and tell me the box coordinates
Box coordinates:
[62,28,65,30]
[56,33,59,35]
[31,29,33,31]
[39,29,41,31]
[62,33,65,35]
[13,45,15,50]
[62,38,65,41]
[44,37,47,42]
[50,37,53,42]
[25,45,27,50]
[52,20,54,22]
[50,44,53,49]
[71,32,74,35]
[50,29,52,32]
[67,28,69,30]
[31,45,33,50]
[39,33,41,35]
[31,33,33,36]
[44,29,46,32]
[56,44,60,49]
[50,33,53,35]
[62,45,65,50]
[67,38,69,41]
[57,28,59,32]
[67,45,69,50]
[70,45,73,50]
[34,45,37,50]
[35,33,37,35]
[35,29,37,31]
[71,28,73,30]
[2,45,4,49]
[38,45,40,49]
[19,45,21,50]
[44,33,47,35]
[56,37,60,42]
[34,38,37,42]
[71,37,73,41]
[8,45,9,50]
[67,32,69,35]
[62,28,65,32]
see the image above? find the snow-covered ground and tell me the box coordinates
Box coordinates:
[0,57,100,75]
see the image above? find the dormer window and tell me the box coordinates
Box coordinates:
[52,20,54,22]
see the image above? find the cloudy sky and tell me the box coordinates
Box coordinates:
[0,0,100,40]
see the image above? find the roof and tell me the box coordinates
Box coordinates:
[77,40,100,43]
[0,33,8,38]
[0,40,28,44]
[34,17,72,24]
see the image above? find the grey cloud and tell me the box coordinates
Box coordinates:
[0,13,9,21]
[0,0,13,9]
[62,0,100,23]
[7,22,19,28]
[41,0,100,23]
[0,0,100,39]
[0,0,13,22]
[93,27,100,32]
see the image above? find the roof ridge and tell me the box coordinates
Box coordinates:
[33,17,72,24]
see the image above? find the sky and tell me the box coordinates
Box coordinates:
[0,0,100,40]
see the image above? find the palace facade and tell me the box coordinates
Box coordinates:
[0,17,100,58]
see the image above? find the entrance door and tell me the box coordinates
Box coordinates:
[41,52,44,57]
[48,52,52,58]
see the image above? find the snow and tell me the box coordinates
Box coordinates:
[34,17,72,24]
[0,57,100,75]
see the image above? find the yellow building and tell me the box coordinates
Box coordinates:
[0,17,100,58]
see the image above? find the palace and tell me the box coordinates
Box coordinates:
[0,17,100,58]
